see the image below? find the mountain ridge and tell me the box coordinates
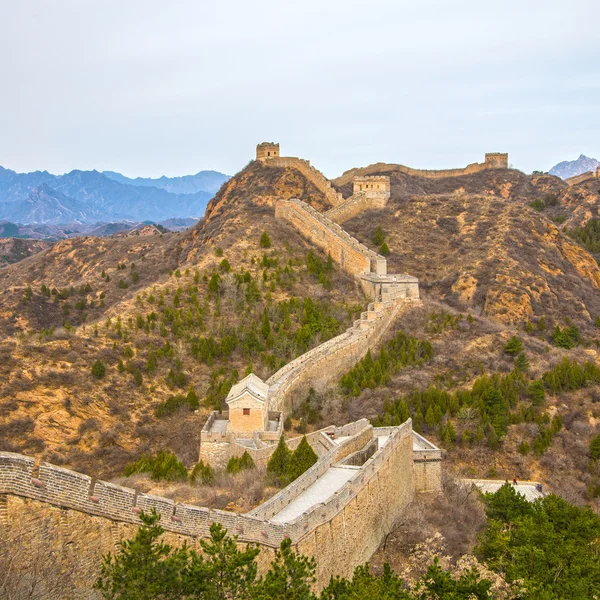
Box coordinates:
[549,154,599,179]
[0,165,230,225]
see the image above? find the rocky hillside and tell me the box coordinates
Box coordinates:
[335,166,600,329]
[0,160,364,479]
[3,157,600,508]
[0,237,51,268]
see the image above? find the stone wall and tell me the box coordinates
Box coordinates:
[267,298,413,415]
[392,161,490,179]
[352,175,391,196]
[565,168,600,186]
[248,420,373,521]
[484,153,509,169]
[256,142,280,159]
[325,191,388,224]
[412,431,443,492]
[294,422,415,583]
[0,420,415,596]
[262,157,345,206]
[275,198,386,278]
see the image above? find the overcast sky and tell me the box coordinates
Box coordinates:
[1,0,598,178]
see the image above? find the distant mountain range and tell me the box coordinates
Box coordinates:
[549,155,599,180]
[0,217,199,241]
[102,170,227,195]
[0,166,230,225]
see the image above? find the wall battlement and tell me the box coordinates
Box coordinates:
[485,153,509,168]
[324,175,391,224]
[565,167,600,186]
[1,418,433,591]
[256,142,280,159]
[393,153,508,179]
[258,154,345,206]
[275,197,386,277]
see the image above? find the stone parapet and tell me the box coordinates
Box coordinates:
[266,299,414,414]
[412,431,442,492]
[565,168,599,186]
[0,419,414,553]
[275,197,385,278]
[263,157,344,206]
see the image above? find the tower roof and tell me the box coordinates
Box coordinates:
[226,373,269,405]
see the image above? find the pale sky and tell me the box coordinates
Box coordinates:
[1,0,598,178]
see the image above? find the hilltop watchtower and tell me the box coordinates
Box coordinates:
[256,142,280,160]
[485,153,509,169]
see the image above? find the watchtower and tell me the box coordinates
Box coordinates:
[485,153,509,169]
[353,175,391,197]
[256,142,280,160]
[225,373,271,434]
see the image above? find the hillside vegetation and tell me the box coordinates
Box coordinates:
[3,158,600,511]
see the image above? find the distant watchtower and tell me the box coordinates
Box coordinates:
[353,175,391,198]
[485,153,509,169]
[256,142,280,160]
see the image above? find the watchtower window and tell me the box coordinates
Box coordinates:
[267,152,270,156]
[243,408,250,416]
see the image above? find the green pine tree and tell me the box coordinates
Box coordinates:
[94,509,188,599]
[373,226,385,246]
[260,231,272,249]
[92,359,106,379]
[267,436,292,487]
[591,435,600,460]
[186,386,199,410]
[514,352,530,372]
[261,308,271,340]
[503,335,524,355]
[252,537,316,600]
[288,436,318,482]
[184,522,259,599]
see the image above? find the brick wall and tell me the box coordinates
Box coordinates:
[0,420,417,596]
[325,190,389,224]
[275,198,384,277]
[263,157,344,206]
[267,300,413,415]
[565,170,599,186]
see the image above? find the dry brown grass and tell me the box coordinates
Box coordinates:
[113,465,276,513]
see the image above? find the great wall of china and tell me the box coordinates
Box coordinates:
[1,142,513,597]
[565,167,600,186]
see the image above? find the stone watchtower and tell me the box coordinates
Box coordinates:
[353,175,391,198]
[256,142,280,160]
[485,153,509,169]
[225,373,271,435]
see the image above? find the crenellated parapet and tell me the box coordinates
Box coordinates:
[485,153,509,169]
[0,418,440,593]
[565,167,600,186]
[256,142,280,159]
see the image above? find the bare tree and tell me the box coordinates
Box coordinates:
[0,515,79,600]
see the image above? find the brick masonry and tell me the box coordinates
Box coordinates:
[565,167,600,186]
[0,419,432,595]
